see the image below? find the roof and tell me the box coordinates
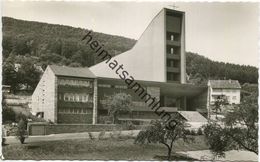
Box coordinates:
[49,65,96,79]
[178,111,207,122]
[209,80,241,89]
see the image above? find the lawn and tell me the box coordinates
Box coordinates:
[3,135,208,160]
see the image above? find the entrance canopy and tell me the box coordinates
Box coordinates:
[97,77,208,98]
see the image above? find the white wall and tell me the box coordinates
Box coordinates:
[90,9,167,82]
[31,66,57,122]
[209,88,240,104]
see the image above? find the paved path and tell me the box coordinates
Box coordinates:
[178,150,258,161]
[5,130,140,144]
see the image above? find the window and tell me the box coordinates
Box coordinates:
[83,109,87,113]
[78,108,82,114]
[79,95,82,102]
[171,35,174,41]
[69,94,73,101]
[76,95,79,102]
[115,85,127,89]
[98,84,111,88]
[227,96,230,102]
[64,93,69,101]
[72,94,75,101]
[59,94,62,100]
[170,48,174,54]
[64,108,69,113]
[232,96,237,100]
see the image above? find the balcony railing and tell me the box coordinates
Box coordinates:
[167,67,180,73]
[58,85,93,93]
[166,40,181,46]
[167,54,180,60]
[58,101,93,108]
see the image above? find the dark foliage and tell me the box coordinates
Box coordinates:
[16,118,28,144]
[2,17,135,67]
[135,119,193,160]
[203,92,258,157]
[186,52,258,84]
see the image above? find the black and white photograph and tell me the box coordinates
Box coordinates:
[1,1,258,161]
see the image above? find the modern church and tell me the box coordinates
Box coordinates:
[32,8,210,125]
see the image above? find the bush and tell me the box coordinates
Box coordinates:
[184,129,191,135]
[98,131,106,140]
[15,113,27,123]
[88,132,95,140]
[2,138,6,146]
[110,130,122,139]
[197,128,203,135]
[124,121,136,130]
[190,130,196,136]
[2,107,16,123]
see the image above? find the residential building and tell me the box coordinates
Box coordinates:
[208,80,241,105]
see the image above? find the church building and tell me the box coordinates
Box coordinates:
[31,8,209,124]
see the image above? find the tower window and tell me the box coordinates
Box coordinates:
[171,35,174,41]
[170,48,174,54]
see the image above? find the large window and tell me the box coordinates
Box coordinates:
[58,78,93,87]
[58,108,92,114]
[62,93,92,103]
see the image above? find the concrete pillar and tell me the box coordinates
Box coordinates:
[54,76,58,123]
[92,79,98,124]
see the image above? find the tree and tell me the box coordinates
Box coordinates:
[105,93,133,124]
[211,95,228,120]
[2,95,16,123]
[135,119,193,160]
[16,114,28,144]
[2,59,19,92]
[17,57,41,90]
[204,92,258,158]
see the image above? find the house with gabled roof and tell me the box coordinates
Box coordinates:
[208,80,241,105]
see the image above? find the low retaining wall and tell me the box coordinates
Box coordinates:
[28,123,145,136]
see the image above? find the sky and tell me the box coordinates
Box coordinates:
[2,1,259,67]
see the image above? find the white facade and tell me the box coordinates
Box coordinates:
[208,80,241,105]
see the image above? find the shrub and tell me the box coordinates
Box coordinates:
[197,128,203,135]
[110,130,122,139]
[88,132,95,140]
[2,138,6,146]
[190,129,196,136]
[15,113,27,123]
[124,121,135,130]
[2,107,16,123]
[184,129,191,135]
[98,131,106,140]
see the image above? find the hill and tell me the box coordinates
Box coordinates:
[2,17,136,67]
[186,52,258,85]
[2,17,258,91]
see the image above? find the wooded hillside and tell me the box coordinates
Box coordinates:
[2,17,258,91]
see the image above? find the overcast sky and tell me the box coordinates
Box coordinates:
[2,1,259,67]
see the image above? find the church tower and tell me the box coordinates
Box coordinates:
[90,8,186,84]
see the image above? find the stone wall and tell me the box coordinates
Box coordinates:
[57,114,92,124]
[28,123,126,135]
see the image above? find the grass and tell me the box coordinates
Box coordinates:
[3,135,208,160]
